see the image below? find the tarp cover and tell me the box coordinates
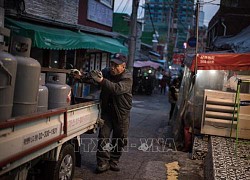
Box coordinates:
[189,53,250,71]
[213,25,250,53]
[149,51,161,57]
[134,60,163,69]
[150,59,166,64]
[5,18,128,54]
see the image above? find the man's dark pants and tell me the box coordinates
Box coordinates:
[96,112,129,165]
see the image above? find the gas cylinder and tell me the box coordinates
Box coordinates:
[46,72,66,84]
[0,51,17,121]
[37,85,48,112]
[37,73,48,112]
[12,56,41,117]
[46,73,71,109]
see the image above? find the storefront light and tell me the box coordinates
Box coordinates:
[196,70,202,77]
[210,70,216,74]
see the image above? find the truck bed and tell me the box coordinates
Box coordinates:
[0,99,100,175]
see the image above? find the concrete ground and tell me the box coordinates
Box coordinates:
[73,92,204,180]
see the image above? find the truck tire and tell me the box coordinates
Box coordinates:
[46,144,76,180]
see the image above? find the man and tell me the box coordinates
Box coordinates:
[90,53,133,173]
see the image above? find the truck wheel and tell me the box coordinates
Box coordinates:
[47,144,75,180]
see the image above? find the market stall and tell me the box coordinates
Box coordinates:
[133,60,163,95]
[172,53,250,148]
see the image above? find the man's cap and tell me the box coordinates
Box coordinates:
[110,53,127,65]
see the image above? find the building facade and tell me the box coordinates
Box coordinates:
[207,0,250,51]
[112,12,148,60]
[144,0,194,59]
[4,0,127,71]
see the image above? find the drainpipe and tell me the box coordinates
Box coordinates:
[221,18,227,36]
[221,22,227,36]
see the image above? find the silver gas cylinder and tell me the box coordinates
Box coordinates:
[45,73,71,109]
[12,56,41,117]
[0,51,17,121]
[37,85,48,112]
[37,73,48,112]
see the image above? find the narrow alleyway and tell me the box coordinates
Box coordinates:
[74,92,203,180]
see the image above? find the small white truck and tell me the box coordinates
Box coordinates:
[0,99,100,180]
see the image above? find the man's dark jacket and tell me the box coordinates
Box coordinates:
[100,68,133,125]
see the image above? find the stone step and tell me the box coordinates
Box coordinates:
[191,136,209,160]
[204,136,250,180]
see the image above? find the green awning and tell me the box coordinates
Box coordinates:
[5,18,128,54]
[78,32,128,54]
[5,18,85,50]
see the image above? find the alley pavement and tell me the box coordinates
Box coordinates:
[74,91,203,180]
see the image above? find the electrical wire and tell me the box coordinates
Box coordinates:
[115,0,124,12]
[122,0,130,13]
[203,2,220,5]
[201,0,220,5]
[163,0,193,39]
[203,0,217,4]
[138,6,144,18]
[139,0,145,18]
[146,3,158,41]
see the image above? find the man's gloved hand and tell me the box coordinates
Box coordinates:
[90,70,103,83]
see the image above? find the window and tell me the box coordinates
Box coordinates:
[101,53,108,70]
[90,54,95,71]
[100,0,113,8]
[31,48,43,65]
[87,0,113,27]
[66,50,75,68]
[95,53,101,70]
[50,50,59,68]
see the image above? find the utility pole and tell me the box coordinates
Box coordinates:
[127,0,140,72]
[166,7,173,66]
[192,0,200,150]
[195,0,200,75]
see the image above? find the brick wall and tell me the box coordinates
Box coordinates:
[25,0,79,25]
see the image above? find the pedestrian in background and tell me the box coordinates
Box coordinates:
[168,78,179,120]
[160,71,170,95]
[90,53,133,173]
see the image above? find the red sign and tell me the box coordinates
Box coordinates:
[190,53,250,71]
[173,54,185,65]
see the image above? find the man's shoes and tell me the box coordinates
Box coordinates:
[95,163,110,173]
[109,161,120,171]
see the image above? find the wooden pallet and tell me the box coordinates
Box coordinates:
[201,89,250,139]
